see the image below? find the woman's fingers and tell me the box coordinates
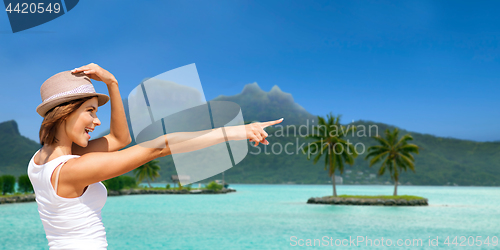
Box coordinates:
[249,138,268,146]
[71,67,85,72]
[260,118,284,128]
[72,67,102,81]
[245,119,278,146]
[259,129,268,142]
[72,67,94,76]
[71,64,115,85]
[72,63,100,73]
[248,126,269,146]
[72,66,93,74]
[254,132,263,143]
[259,127,269,145]
[250,135,260,146]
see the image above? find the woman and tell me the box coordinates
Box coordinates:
[28,63,282,249]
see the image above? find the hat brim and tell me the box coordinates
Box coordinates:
[36,93,109,117]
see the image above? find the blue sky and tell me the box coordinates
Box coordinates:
[1,0,499,142]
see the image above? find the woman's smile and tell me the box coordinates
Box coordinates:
[85,127,94,139]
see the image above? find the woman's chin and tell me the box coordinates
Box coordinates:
[75,139,89,148]
[78,133,91,147]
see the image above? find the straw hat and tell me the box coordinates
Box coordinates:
[36,71,109,117]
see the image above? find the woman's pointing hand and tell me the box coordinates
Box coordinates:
[245,118,284,146]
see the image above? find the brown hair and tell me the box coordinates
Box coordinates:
[39,96,95,146]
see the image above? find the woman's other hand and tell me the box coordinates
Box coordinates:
[71,63,117,85]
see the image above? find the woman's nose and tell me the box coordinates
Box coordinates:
[94,117,101,126]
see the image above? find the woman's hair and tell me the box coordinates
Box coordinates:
[39,96,95,146]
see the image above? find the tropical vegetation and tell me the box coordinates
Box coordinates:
[103,176,137,191]
[1,175,16,195]
[17,174,33,193]
[365,128,420,196]
[303,113,358,196]
[133,160,161,188]
[205,181,223,191]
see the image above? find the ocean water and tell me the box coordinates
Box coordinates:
[0,184,499,249]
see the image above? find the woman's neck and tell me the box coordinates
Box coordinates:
[43,144,72,155]
[45,127,74,156]
[41,138,73,159]
[36,143,73,165]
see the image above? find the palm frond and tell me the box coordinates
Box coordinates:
[368,151,389,166]
[364,149,388,160]
[377,159,387,176]
[366,145,385,151]
[372,135,391,148]
[398,154,416,173]
[313,144,328,164]
[399,144,419,154]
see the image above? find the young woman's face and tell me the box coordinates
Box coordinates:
[64,97,101,147]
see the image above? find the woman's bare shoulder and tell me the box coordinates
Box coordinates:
[34,148,77,166]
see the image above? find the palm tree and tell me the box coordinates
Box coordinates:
[365,128,419,196]
[133,160,161,188]
[304,113,357,197]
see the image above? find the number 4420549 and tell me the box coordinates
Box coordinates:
[5,3,61,14]
[443,236,498,247]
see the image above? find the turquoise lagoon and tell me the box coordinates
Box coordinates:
[1,184,499,249]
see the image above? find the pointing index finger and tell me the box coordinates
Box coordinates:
[260,118,284,128]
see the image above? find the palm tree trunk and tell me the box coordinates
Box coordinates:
[393,178,398,196]
[393,162,399,196]
[331,175,337,197]
[147,179,152,188]
[329,153,337,197]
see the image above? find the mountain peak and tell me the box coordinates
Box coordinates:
[0,120,20,136]
[241,82,265,94]
[269,85,282,93]
[213,83,316,125]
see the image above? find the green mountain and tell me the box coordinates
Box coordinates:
[1,83,500,186]
[0,120,40,176]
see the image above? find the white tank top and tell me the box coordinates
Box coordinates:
[27,149,108,249]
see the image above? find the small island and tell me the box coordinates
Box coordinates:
[302,118,428,207]
[307,195,428,206]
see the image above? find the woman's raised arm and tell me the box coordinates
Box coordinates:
[71,63,132,155]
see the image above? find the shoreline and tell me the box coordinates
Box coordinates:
[191,183,500,187]
[0,194,36,205]
[307,196,429,206]
[107,188,236,196]
[0,188,236,205]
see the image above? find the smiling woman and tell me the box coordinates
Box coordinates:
[28,64,127,249]
[27,63,282,249]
